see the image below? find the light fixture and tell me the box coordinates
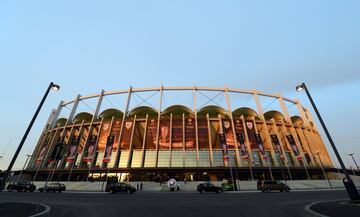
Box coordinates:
[296,84,305,92]
[51,83,60,91]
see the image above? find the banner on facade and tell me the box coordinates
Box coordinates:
[146,118,157,149]
[245,121,257,149]
[286,135,302,161]
[236,132,249,160]
[36,137,50,163]
[103,135,115,163]
[66,135,80,162]
[270,134,285,160]
[83,135,97,162]
[49,136,65,162]
[255,133,267,160]
[219,133,229,161]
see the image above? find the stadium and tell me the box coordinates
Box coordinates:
[26,86,335,184]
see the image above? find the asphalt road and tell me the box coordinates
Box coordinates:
[0,190,350,217]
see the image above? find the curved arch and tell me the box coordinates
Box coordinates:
[198,105,227,117]
[263,110,285,121]
[291,115,304,124]
[99,108,124,120]
[55,118,67,127]
[162,105,193,116]
[232,107,258,118]
[129,106,158,117]
[73,112,93,124]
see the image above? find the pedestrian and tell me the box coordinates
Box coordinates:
[137,183,139,191]
[140,182,143,191]
[184,177,186,184]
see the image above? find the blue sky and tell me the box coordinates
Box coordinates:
[0,0,360,170]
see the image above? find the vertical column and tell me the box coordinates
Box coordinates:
[169,113,173,167]
[206,114,214,166]
[29,101,63,168]
[182,113,186,167]
[79,90,105,164]
[253,91,277,166]
[115,86,132,167]
[279,96,309,166]
[126,115,137,168]
[140,114,149,168]
[155,86,163,167]
[54,94,81,168]
[224,88,241,167]
[240,115,254,180]
[193,87,200,166]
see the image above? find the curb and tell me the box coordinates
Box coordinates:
[303,200,345,217]
[29,203,51,217]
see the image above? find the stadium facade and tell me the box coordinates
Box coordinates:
[26,86,334,182]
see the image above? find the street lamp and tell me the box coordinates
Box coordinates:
[1,82,60,190]
[15,154,32,183]
[296,82,360,203]
[315,151,332,189]
[348,153,360,172]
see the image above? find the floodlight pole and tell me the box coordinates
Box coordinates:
[348,153,360,172]
[296,82,360,203]
[1,82,59,189]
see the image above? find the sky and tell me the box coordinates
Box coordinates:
[0,0,359,170]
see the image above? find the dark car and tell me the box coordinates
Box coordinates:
[106,182,136,194]
[38,183,66,193]
[257,180,290,192]
[7,182,36,192]
[197,183,222,194]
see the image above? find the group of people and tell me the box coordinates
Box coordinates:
[136,182,143,191]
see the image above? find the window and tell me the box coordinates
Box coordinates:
[199,151,211,167]
[185,151,197,167]
[118,151,129,168]
[158,150,170,167]
[252,150,262,166]
[144,150,156,167]
[212,150,224,167]
[131,150,142,168]
[285,151,294,166]
[171,150,183,167]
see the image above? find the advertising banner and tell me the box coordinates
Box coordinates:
[270,134,285,160]
[222,120,235,147]
[159,119,170,149]
[255,133,267,160]
[286,135,302,161]
[111,119,122,151]
[120,118,134,149]
[146,118,157,149]
[49,137,65,162]
[83,135,97,162]
[197,118,209,149]
[172,119,183,149]
[36,137,50,163]
[66,135,80,162]
[185,118,195,148]
[219,133,229,161]
[245,120,257,149]
[98,120,112,151]
[103,135,115,163]
[236,133,249,160]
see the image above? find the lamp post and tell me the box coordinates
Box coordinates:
[348,153,360,172]
[15,154,32,183]
[315,151,332,189]
[1,82,60,190]
[296,82,360,203]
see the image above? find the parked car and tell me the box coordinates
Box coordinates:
[221,183,237,191]
[38,183,66,193]
[257,180,290,192]
[106,182,136,194]
[197,183,222,194]
[7,182,36,192]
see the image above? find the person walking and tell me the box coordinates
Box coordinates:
[137,183,139,191]
[140,182,143,191]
